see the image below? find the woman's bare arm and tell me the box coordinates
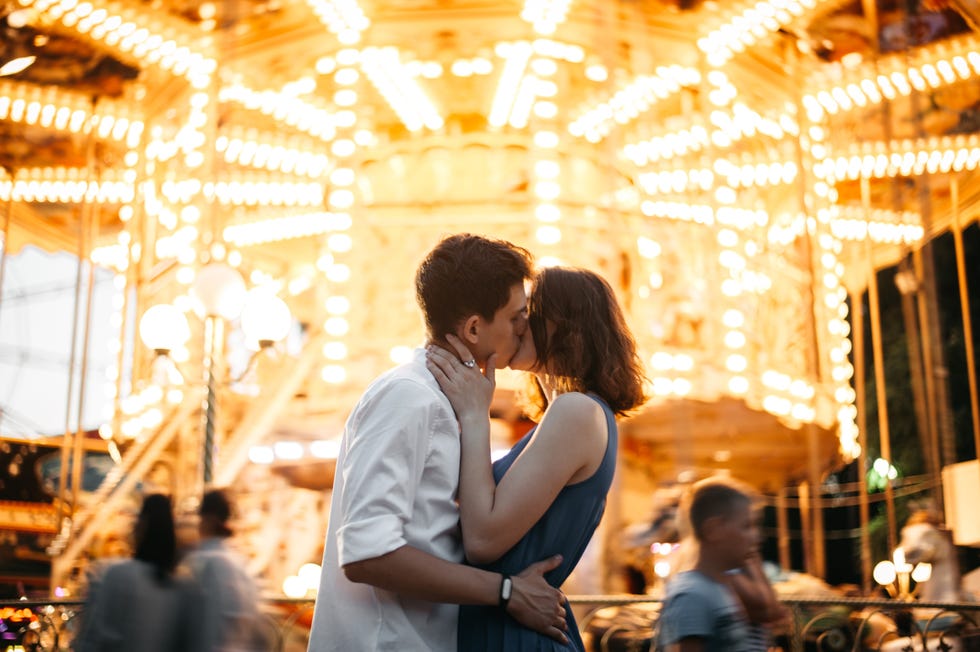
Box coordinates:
[426,338,606,563]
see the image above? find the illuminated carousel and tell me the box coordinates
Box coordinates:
[1,0,978,595]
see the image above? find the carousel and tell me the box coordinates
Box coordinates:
[0,0,978,606]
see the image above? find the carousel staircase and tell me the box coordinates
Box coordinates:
[215,330,328,488]
[48,394,201,588]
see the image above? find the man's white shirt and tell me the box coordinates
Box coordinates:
[308,348,463,651]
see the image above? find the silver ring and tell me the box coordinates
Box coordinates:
[462,359,477,368]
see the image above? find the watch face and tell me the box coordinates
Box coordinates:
[502,578,513,600]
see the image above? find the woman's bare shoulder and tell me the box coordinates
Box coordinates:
[542,392,607,439]
[549,391,605,416]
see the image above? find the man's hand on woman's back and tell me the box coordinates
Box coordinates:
[506,554,569,645]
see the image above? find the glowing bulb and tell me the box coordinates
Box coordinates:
[873,560,897,586]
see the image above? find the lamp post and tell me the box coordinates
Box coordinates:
[138,263,293,490]
[190,263,247,486]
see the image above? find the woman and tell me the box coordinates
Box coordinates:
[76,494,197,652]
[427,266,647,650]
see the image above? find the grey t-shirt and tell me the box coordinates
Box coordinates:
[658,570,753,651]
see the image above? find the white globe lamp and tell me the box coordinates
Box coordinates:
[191,263,247,320]
[873,560,896,587]
[298,563,322,592]
[139,304,191,354]
[282,575,308,599]
[241,290,292,347]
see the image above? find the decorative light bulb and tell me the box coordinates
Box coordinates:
[138,304,190,353]
[191,262,247,320]
[241,290,292,347]
[873,560,897,586]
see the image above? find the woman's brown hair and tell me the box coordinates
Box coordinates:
[522,266,646,419]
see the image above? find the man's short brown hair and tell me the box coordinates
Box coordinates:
[415,234,533,340]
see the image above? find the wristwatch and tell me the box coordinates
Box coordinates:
[499,575,513,608]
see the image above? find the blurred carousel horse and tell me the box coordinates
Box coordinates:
[877,511,974,652]
[900,510,965,603]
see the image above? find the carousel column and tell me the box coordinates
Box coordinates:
[913,246,947,494]
[807,186,853,581]
[71,160,102,517]
[798,192,828,583]
[0,165,12,473]
[870,7,945,513]
[798,481,813,574]
[0,167,14,328]
[950,179,980,468]
[862,176,898,554]
[895,257,937,487]
[851,289,873,593]
[58,104,100,553]
[101,98,146,459]
[907,41,958,479]
[776,487,791,572]
[799,76,860,577]
[0,165,17,452]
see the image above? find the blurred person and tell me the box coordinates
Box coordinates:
[658,478,775,652]
[426,266,647,650]
[669,479,789,651]
[184,488,262,652]
[307,234,568,652]
[76,493,196,652]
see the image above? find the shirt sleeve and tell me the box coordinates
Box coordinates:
[658,589,716,645]
[335,378,443,566]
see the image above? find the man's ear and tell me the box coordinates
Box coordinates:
[699,515,724,543]
[459,314,481,345]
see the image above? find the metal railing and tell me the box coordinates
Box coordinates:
[1,595,978,651]
[573,595,980,652]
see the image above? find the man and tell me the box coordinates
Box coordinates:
[308,234,567,651]
[185,489,262,652]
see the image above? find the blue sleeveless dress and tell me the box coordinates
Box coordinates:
[457,393,618,651]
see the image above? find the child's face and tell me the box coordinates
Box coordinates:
[717,501,759,567]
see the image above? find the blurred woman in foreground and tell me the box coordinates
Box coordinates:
[76,493,197,652]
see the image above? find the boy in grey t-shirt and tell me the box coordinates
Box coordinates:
[657,478,759,652]
[659,570,752,651]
